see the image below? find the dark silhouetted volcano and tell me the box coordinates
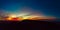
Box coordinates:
[0,20,60,30]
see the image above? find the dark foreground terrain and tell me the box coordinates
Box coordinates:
[0,20,60,30]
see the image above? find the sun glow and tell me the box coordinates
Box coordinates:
[5,14,56,21]
[0,13,56,21]
[9,15,17,18]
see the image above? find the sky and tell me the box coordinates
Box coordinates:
[0,0,60,18]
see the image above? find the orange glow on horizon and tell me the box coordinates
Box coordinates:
[0,13,56,21]
[4,15,56,21]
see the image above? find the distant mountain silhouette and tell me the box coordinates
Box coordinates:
[0,20,60,30]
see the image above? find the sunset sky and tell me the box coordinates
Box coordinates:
[0,0,60,19]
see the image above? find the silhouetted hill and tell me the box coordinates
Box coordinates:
[0,20,60,30]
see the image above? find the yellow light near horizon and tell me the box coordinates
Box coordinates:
[11,15,16,18]
[9,15,17,18]
[23,16,31,19]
